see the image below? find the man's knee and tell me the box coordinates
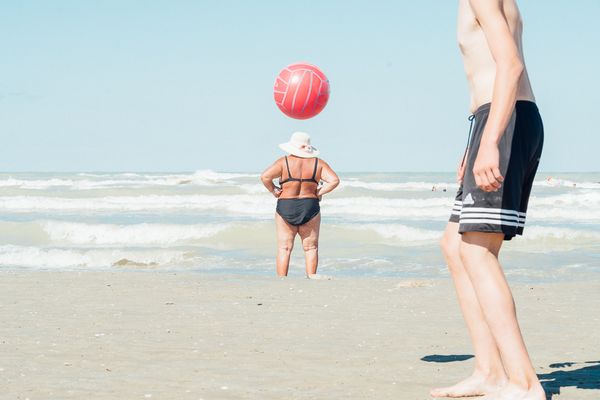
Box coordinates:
[458,240,472,266]
[440,233,461,265]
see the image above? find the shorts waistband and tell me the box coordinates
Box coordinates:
[473,100,538,116]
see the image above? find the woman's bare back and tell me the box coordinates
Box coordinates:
[279,156,321,199]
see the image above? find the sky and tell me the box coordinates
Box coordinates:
[1,0,599,172]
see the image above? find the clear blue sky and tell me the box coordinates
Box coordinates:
[1,1,599,172]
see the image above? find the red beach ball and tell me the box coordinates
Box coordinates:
[273,63,330,120]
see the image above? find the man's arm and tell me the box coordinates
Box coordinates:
[469,0,524,192]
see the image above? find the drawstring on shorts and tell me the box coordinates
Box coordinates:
[461,114,475,167]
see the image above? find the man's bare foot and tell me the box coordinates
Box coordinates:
[479,382,545,400]
[430,372,507,398]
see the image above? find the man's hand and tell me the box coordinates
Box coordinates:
[473,142,503,192]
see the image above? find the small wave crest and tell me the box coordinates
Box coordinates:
[522,226,600,242]
[343,223,441,243]
[0,245,188,269]
[42,221,230,246]
[4,192,600,222]
[0,194,276,215]
[0,170,258,190]
[535,177,600,189]
[341,180,458,192]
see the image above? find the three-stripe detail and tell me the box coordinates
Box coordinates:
[453,202,527,227]
[451,200,462,216]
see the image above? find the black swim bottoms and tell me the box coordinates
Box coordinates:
[449,101,544,240]
[277,198,320,226]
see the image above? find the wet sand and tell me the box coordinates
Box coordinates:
[1,270,599,399]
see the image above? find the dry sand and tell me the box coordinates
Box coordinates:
[1,270,599,399]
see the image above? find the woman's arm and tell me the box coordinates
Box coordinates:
[260,158,283,198]
[317,160,340,197]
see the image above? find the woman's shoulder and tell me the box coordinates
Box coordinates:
[316,157,330,167]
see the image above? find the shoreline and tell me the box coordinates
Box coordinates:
[2,266,599,284]
[1,270,599,399]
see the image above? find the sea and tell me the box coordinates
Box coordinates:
[1,171,599,282]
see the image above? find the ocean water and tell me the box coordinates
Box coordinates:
[1,171,599,282]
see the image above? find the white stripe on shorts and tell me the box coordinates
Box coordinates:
[458,218,525,228]
[460,207,526,217]
[460,212,525,223]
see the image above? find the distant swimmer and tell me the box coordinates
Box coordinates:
[433,1,545,400]
[260,132,340,277]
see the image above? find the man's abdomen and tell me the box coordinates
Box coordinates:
[466,66,536,113]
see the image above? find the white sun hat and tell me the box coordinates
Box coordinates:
[278,131,320,158]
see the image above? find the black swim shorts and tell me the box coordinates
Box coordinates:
[449,101,544,240]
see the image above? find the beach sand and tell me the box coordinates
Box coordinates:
[1,270,599,399]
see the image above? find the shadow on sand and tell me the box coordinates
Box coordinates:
[539,360,600,399]
[421,355,600,399]
[420,354,474,363]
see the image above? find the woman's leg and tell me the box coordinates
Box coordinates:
[298,213,321,276]
[275,213,298,276]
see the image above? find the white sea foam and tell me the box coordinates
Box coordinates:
[522,226,600,241]
[0,194,276,215]
[341,180,458,192]
[188,170,258,181]
[342,223,600,245]
[0,177,78,189]
[3,171,598,278]
[349,223,441,242]
[3,191,600,221]
[77,172,144,178]
[238,183,268,194]
[531,191,600,207]
[324,193,600,221]
[0,177,192,190]
[324,197,461,219]
[0,194,458,220]
[2,222,599,271]
[535,178,600,189]
[3,173,599,197]
[0,245,187,269]
[525,192,600,221]
[241,180,457,194]
[42,221,230,246]
[4,219,597,249]
[0,170,258,190]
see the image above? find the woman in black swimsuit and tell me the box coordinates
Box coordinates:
[260,132,340,277]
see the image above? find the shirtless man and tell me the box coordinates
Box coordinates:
[431,1,545,399]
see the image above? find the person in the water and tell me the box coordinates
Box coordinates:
[260,131,340,277]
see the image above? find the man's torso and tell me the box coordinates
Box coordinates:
[457,0,535,112]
